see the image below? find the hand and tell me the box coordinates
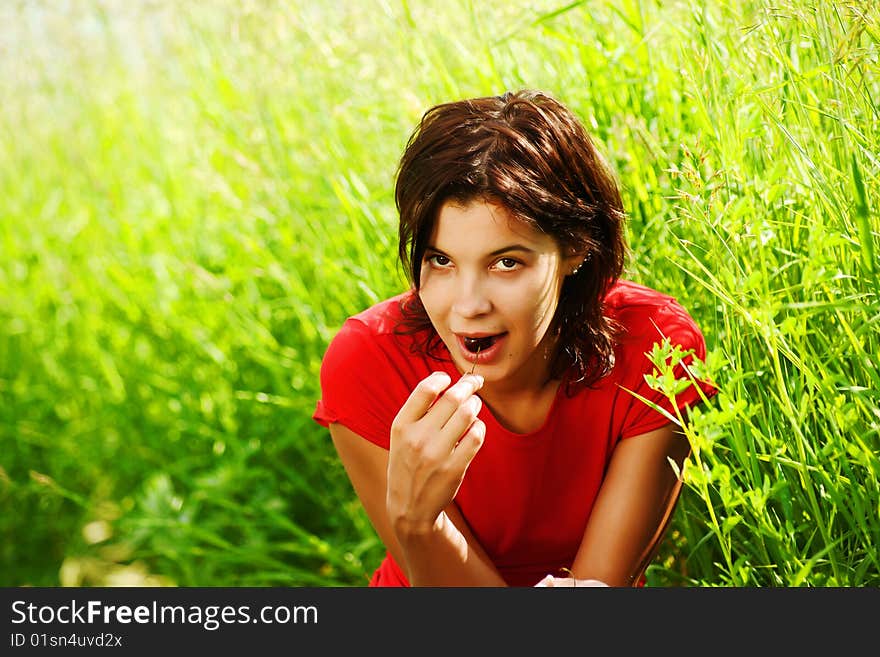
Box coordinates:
[386,372,486,538]
[534,575,610,587]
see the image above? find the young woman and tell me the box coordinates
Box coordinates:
[313,90,717,587]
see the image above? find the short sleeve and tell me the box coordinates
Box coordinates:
[618,300,718,439]
[312,319,406,450]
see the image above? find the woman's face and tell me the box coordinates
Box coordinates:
[418,199,581,389]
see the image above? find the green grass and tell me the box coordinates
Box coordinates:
[1,0,877,586]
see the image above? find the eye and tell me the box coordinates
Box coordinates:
[493,257,521,272]
[426,253,451,267]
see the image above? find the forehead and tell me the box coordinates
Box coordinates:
[430,200,558,252]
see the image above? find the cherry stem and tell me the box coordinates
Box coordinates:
[469,344,481,376]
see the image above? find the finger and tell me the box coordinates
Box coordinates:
[535,575,609,587]
[428,374,484,429]
[393,371,452,426]
[539,577,574,587]
[436,393,483,451]
[448,418,485,474]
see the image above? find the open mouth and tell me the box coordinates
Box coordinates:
[462,334,505,353]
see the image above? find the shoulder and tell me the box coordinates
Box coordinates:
[314,290,428,447]
[604,279,679,324]
[604,279,705,351]
[346,290,412,337]
[321,290,416,370]
[597,280,716,439]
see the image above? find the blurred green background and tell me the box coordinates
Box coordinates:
[1,0,877,586]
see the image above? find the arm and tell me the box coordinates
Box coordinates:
[330,421,506,586]
[564,422,691,587]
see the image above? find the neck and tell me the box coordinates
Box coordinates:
[478,374,563,435]
[480,327,559,392]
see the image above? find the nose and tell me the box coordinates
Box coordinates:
[451,272,492,318]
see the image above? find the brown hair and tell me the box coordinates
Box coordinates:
[394,90,628,390]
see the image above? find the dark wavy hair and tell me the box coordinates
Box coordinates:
[394,90,628,390]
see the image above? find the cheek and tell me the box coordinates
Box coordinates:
[501,280,559,324]
[418,283,446,323]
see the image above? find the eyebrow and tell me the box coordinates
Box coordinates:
[425,244,537,257]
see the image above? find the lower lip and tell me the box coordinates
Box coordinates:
[456,334,507,365]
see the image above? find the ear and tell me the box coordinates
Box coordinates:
[562,248,589,275]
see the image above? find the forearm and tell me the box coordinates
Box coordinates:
[396,512,507,587]
[569,424,691,586]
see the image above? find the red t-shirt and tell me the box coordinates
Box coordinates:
[313,279,717,586]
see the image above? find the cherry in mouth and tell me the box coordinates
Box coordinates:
[463,335,499,353]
